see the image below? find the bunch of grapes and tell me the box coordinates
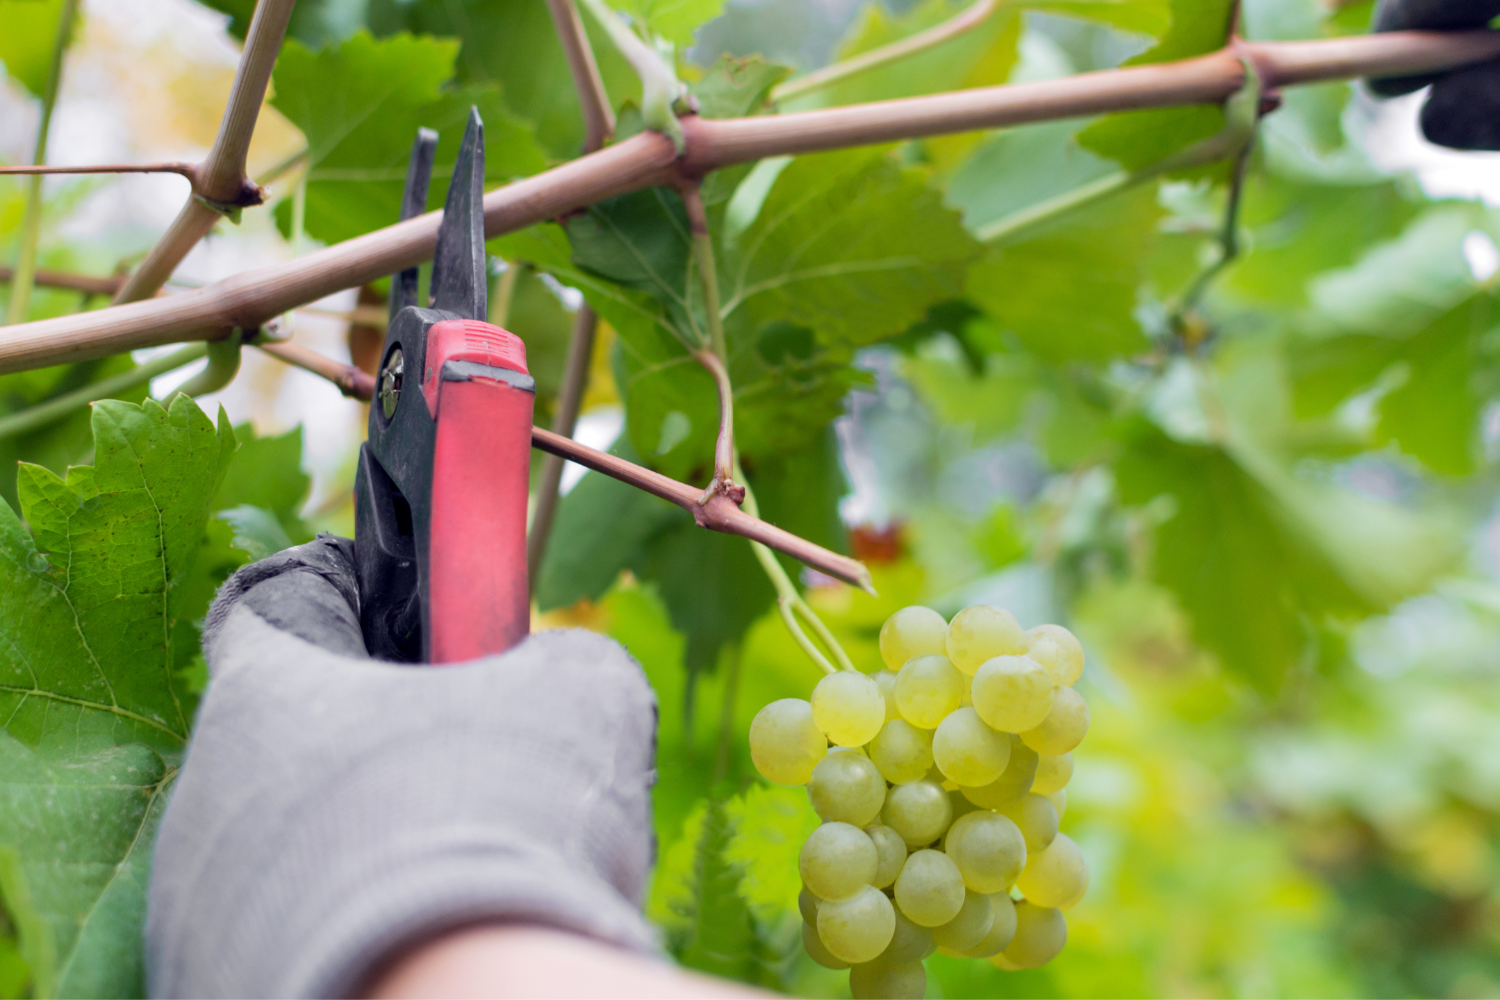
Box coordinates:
[748,604,1089,999]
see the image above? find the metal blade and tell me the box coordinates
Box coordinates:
[430,107,487,322]
[389,127,438,326]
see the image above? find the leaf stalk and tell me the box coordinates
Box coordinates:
[5,0,80,326]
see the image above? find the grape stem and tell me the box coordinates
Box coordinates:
[1169,56,1265,346]
[737,458,857,676]
[681,184,744,507]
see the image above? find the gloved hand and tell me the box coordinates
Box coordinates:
[146,535,659,999]
[1368,0,1500,149]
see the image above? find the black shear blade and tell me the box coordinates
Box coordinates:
[389,127,438,324]
[430,107,488,322]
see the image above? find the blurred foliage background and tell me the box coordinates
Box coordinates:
[4,0,1500,996]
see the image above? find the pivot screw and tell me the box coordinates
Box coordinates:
[379,347,404,419]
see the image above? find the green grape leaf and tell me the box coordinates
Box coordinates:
[1077,0,1236,170]
[215,424,312,542]
[1304,202,1495,337]
[270,32,546,247]
[1224,172,1421,309]
[0,396,236,998]
[367,0,642,161]
[1020,0,1172,34]
[1116,389,1461,689]
[808,0,1022,112]
[606,0,726,46]
[728,149,982,352]
[0,0,73,98]
[691,55,791,120]
[1292,293,1500,476]
[217,505,295,561]
[945,118,1118,236]
[566,187,704,348]
[0,355,148,513]
[966,183,1160,362]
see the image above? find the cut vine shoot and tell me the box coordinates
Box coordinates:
[749,603,1089,998]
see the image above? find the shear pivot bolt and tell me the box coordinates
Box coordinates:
[379,348,404,419]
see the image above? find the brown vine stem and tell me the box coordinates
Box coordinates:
[256,341,377,400]
[532,426,874,590]
[0,267,125,298]
[772,0,996,105]
[111,0,296,305]
[1,29,1498,371]
[528,0,617,590]
[6,0,80,325]
[544,0,616,154]
[0,162,198,179]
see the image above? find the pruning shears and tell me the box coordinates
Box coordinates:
[354,108,534,663]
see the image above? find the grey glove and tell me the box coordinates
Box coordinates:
[1368,0,1500,149]
[146,535,659,999]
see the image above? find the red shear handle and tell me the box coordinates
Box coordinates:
[426,320,534,663]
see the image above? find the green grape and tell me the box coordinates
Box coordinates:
[879,605,948,671]
[962,893,1017,958]
[971,655,1054,733]
[1024,638,1064,685]
[873,669,900,722]
[1026,623,1084,686]
[960,671,973,707]
[749,698,828,785]
[800,822,878,901]
[931,889,994,951]
[849,958,927,1000]
[813,671,887,747]
[999,793,1058,853]
[867,719,934,785]
[894,654,964,728]
[1019,685,1088,755]
[1031,752,1073,795]
[881,780,953,849]
[958,735,1037,809]
[932,707,1011,787]
[803,920,849,970]
[944,810,1026,893]
[817,885,896,964]
[992,901,1066,970]
[945,604,1028,675]
[1047,789,1067,818]
[1016,832,1088,909]
[799,887,822,924]
[809,751,887,827]
[865,823,907,889]
[893,848,966,926]
[882,908,935,963]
